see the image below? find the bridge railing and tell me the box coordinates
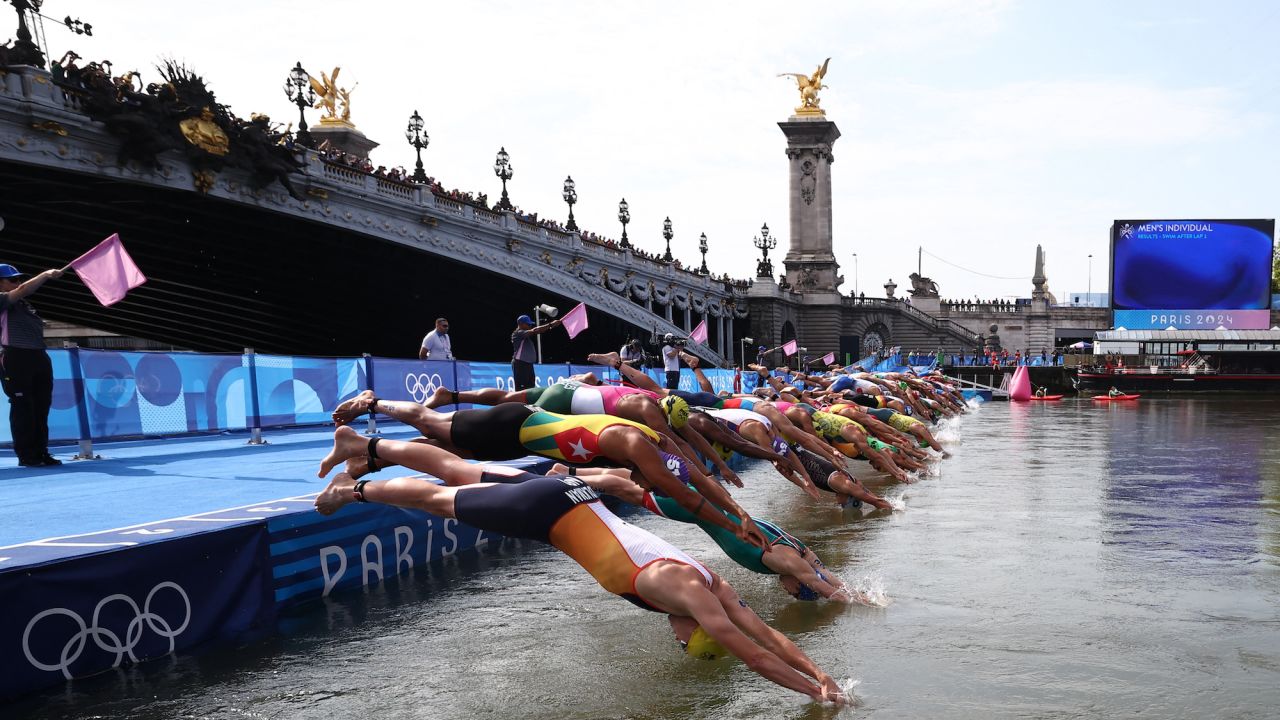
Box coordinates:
[844,296,980,342]
[0,348,744,453]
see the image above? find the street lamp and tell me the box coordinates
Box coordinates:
[1087,254,1093,305]
[493,147,514,211]
[753,222,776,278]
[283,61,316,147]
[852,253,859,298]
[662,216,674,263]
[617,198,631,249]
[404,110,429,183]
[7,0,45,68]
[698,233,709,275]
[562,176,578,231]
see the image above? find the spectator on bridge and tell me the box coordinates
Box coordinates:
[419,317,453,361]
[0,264,64,467]
[511,314,561,390]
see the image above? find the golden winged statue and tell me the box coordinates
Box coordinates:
[778,57,830,115]
[309,66,356,125]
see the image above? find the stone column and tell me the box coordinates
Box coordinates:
[778,116,842,293]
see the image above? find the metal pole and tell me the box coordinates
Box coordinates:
[535,307,543,364]
[65,342,97,460]
[245,347,266,445]
[364,353,378,435]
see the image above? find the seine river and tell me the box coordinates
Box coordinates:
[13,398,1280,719]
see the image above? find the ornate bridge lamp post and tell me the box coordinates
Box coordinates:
[283,61,316,147]
[562,176,578,231]
[698,233,709,275]
[617,198,631,249]
[404,110,429,183]
[494,147,514,211]
[753,222,776,278]
[662,216,674,263]
[7,0,45,68]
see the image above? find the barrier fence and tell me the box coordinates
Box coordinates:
[1,348,745,451]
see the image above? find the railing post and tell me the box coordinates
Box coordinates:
[244,347,267,445]
[364,353,379,435]
[64,342,97,460]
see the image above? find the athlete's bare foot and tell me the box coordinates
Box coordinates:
[345,455,372,480]
[588,351,622,368]
[678,351,700,369]
[423,386,457,410]
[315,471,358,515]
[332,390,376,426]
[318,425,368,478]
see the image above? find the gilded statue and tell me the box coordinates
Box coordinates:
[778,57,830,115]
[309,67,357,125]
[179,106,229,156]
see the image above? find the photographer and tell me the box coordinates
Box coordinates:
[619,338,644,369]
[661,333,683,390]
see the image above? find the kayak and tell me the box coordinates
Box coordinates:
[1030,395,1064,401]
[1092,394,1141,401]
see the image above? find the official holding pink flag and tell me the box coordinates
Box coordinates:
[0,263,64,467]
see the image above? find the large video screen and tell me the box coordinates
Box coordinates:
[1111,219,1275,330]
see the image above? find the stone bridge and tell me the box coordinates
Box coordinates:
[0,65,744,362]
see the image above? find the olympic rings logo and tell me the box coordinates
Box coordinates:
[404,373,445,404]
[22,581,192,678]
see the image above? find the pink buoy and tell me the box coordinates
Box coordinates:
[1009,365,1033,401]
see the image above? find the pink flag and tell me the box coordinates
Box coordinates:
[821,351,836,365]
[68,234,147,306]
[690,320,708,345]
[561,302,589,339]
[783,339,798,356]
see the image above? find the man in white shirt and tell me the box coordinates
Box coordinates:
[419,318,453,360]
[661,333,682,389]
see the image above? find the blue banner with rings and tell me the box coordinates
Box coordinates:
[0,522,272,702]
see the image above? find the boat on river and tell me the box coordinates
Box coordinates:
[1072,328,1280,394]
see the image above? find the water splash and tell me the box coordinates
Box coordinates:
[843,575,890,607]
[833,676,863,708]
[885,493,907,512]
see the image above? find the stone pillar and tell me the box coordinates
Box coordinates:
[779,117,842,293]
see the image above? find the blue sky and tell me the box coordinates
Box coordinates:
[79,1,1278,300]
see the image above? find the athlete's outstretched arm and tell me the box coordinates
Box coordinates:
[676,423,742,487]
[709,577,845,701]
[634,566,840,704]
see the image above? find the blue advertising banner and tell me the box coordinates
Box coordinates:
[368,358,455,405]
[253,355,366,427]
[267,496,514,609]
[0,523,272,701]
[78,349,250,438]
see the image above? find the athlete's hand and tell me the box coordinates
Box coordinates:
[737,517,769,551]
[721,467,743,488]
[818,675,847,705]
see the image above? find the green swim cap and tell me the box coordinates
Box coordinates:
[685,625,727,660]
[660,395,691,430]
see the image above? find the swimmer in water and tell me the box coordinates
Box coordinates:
[318,402,769,550]
[562,465,864,603]
[313,443,849,705]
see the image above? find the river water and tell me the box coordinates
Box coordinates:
[13,398,1280,719]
